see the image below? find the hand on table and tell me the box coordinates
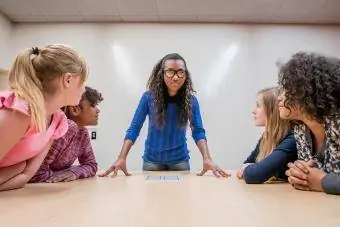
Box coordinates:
[286,160,326,192]
[236,163,253,179]
[99,158,131,177]
[197,159,230,178]
[236,168,244,179]
[46,171,77,183]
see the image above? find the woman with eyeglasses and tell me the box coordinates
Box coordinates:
[100,53,229,178]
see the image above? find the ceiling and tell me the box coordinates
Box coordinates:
[1,0,340,24]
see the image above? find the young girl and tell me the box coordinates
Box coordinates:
[0,44,87,191]
[100,53,228,178]
[278,52,340,195]
[29,86,101,183]
[236,87,297,183]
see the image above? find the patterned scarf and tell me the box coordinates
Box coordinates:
[293,115,340,173]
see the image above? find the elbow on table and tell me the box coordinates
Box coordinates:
[243,170,267,184]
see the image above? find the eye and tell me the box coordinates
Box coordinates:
[178,70,185,75]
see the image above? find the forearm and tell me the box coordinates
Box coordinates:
[29,169,54,183]
[25,141,54,183]
[118,140,133,160]
[322,173,340,195]
[68,162,98,179]
[196,139,211,160]
[0,172,29,191]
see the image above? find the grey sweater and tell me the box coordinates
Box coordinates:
[322,173,340,195]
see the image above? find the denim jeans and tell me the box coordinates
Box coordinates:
[143,160,190,171]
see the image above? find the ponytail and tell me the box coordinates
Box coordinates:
[7,44,87,133]
[8,48,46,132]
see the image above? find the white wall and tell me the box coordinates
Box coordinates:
[7,23,340,172]
[0,12,12,69]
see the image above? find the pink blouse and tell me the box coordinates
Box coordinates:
[0,90,68,167]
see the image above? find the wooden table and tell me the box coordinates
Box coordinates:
[1,171,339,227]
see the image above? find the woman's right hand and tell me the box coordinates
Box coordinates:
[99,158,131,177]
[236,163,253,179]
[236,168,244,179]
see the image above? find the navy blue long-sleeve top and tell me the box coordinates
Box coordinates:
[243,132,297,184]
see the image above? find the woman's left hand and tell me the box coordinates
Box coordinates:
[306,168,326,192]
[197,159,230,178]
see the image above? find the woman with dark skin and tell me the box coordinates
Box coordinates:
[100,53,229,178]
[278,52,340,195]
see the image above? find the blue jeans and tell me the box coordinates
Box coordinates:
[143,160,190,171]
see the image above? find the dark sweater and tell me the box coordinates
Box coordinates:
[243,133,298,184]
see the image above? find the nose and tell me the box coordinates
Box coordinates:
[96,106,100,113]
[172,74,179,81]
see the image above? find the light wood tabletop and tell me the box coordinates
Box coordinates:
[1,171,339,227]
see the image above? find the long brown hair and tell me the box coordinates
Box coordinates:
[8,44,87,132]
[146,53,195,128]
[256,87,292,162]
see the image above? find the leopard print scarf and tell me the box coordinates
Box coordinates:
[293,115,340,174]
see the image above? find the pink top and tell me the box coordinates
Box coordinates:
[0,90,68,168]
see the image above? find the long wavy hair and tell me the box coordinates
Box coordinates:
[147,53,195,128]
[278,52,340,122]
[256,87,292,162]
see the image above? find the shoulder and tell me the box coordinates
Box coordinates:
[277,132,297,150]
[143,91,152,99]
[67,119,80,134]
[0,90,30,131]
[324,115,340,132]
[52,119,79,144]
[50,111,71,140]
[78,125,91,138]
[292,122,307,142]
[190,94,199,106]
[324,115,340,145]
[0,90,30,116]
[283,132,295,141]
[140,91,152,103]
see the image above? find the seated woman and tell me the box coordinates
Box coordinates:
[237,87,297,184]
[278,52,340,195]
[29,86,102,183]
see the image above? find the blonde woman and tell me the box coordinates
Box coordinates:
[236,87,297,183]
[0,45,87,191]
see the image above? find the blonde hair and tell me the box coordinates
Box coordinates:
[8,44,87,132]
[256,87,292,162]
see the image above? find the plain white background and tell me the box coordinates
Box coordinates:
[1,15,340,171]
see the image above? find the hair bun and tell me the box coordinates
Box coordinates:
[32,47,40,55]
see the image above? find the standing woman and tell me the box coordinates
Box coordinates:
[101,53,228,177]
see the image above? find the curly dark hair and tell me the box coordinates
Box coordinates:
[147,53,195,128]
[63,86,103,118]
[278,52,340,121]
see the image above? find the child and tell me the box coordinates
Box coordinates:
[278,52,340,195]
[29,86,102,183]
[100,53,228,178]
[236,87,297,183]
[0,44,87,191]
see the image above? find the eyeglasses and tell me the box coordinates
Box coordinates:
[163,69,186,78]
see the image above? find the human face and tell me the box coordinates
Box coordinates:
[252,94,267,126]
[163,59,186,96]
[78,99,100,126]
